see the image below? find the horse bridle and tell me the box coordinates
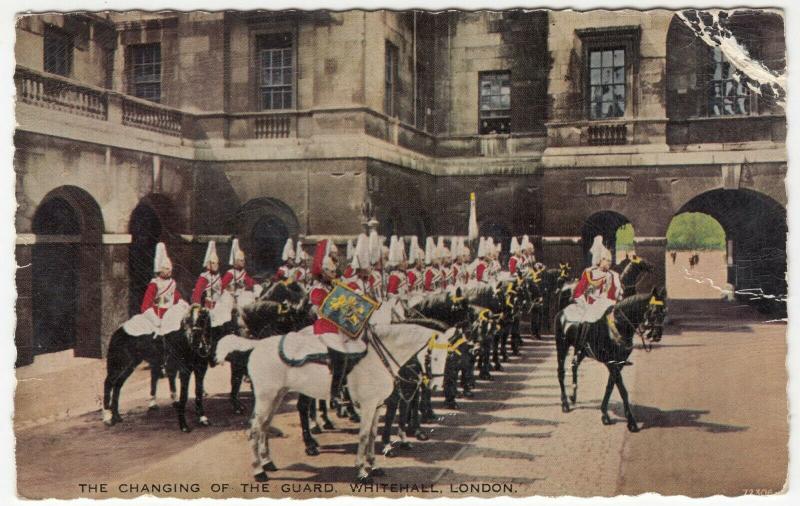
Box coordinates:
[613,296,665,352]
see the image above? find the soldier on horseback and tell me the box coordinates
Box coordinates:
[274,238,296,282]
[386,236,409,299]
[191,241,222,310]
[564,236,623,345]
[423,237,442,293]
[141,242,184,319]
[406,237,424,294]
[309,239,367,405]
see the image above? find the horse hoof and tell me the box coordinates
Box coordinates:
[561,404,570,413]
[357,475,373,485]
[349,414,361,423]
[415,431,430,441]
[111,414,123,424]
[305,445,320,457]
[627,422,640,433]
[569,395,577,404]
[382,445,397,457]
[310,426,322,435]
[254,472,269,482]
[263,462,278,472]
[398,441,412,450]
[601,414,614,425]
[493,363,503,371]
[180,423,192,433]
[370,468,386,477]
[463,390,474,398]
[198,416,210,426]
[322,421,335,430]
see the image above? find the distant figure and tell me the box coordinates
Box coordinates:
[670,251,677,264]
[694,252,700,267]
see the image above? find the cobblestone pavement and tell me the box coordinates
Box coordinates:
[14,301,788,499]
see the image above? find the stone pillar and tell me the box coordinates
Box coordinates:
[15,244,34,367]
[633,237,667,294]
[100,238,132,357]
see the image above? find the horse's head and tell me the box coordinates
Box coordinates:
[642,287,667,342]
[426,327,458,390]
[620,255,654,287]
[517,272,542,314]
[184,305,212,358]
[447,288,471,325]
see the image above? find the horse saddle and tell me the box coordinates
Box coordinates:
[278,330,329,367]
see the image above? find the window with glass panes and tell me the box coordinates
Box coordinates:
[479,71,511,134]
[707,46,752,116]
[43,26,73,77]
[384,41,399,117]
[258,33,293,110]
[129,44,162,102]
[588,48,625,119]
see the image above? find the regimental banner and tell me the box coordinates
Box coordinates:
[319,282,380,337]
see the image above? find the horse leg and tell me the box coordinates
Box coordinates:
[250,388,285,481]
[194,364,210,426]
[501,326,510,362]
[297,395,320,456]
[319,400,335,430]
[613,366,640,432]
[230,357,246,415]
[355,400,381,483]
[555,321,570,413]
[168,368,177,402]
[600,367,616,425]
[511,318,521,355]
[366,404,385,477]
[148,363,160,410]
[308,397,323,434]
[570,352,586,405]
[492,331,503,371]
[381,391,400,457]
[408,385,428,440]
[174,367,192,433]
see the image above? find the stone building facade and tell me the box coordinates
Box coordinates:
[14,10,786,365]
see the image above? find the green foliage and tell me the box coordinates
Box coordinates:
[667,213,726,250]
[616,223,635,251]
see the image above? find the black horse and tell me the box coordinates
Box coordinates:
[530,263,572,338]
[554,287,667,432]
[103,306,213,432]
[616,256,654,298]
[462,284,507,379]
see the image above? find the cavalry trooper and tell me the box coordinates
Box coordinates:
[472,237,489,284]
[406,236,424,294]
[439,245,452,292]
[191,241,222,310]
[342,238,356,280]
[508,237,526,276]
[141,242,184,318]
[274,238,296,282]
[521,235,537,268]
[385,235,409,299]
[367,231,384,301]
[564,235,623,343]
[486,238,502,282]
[221,239,255,296]
[293,240,310,287]
[423,237,442,292]
[309,239,365,405]
[343,233,371,294]
[457,243,471,287]
[449,238,462,288]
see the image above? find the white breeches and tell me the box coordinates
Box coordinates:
[563,298,615,324]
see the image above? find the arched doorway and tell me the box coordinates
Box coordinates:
[31,186,103,357]
[128,204,162,315]
[665,212,727,300]
[672,189,786,314]
[581,211,632,267]
[128,194,184,316]
[237,198,300,278]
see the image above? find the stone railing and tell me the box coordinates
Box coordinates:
[587,123,628,145]
[254,114,293,138]
[546,118,667,148]
[15,66,108,120]
[121,96,183,137]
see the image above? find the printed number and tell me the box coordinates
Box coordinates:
[743,489,773,495]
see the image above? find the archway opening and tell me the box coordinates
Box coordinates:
[32,198,80,355]
[666,212,727,300]
[581,211,632,267]
[250,215,289,277]
[30,186,103,358]
[671,189,786,314]
[128,204,162,316]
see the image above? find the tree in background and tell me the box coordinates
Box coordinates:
[667,213,726,250]
[616,223,635,253]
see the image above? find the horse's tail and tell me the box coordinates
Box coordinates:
[215,335,258,364]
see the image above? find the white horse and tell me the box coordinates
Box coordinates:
[215,323,454,482]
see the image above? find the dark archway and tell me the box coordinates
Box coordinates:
[31,186,103,358]
[236,198,300,279]
[674,189,786,314]
[128,194,185,316]
[581,211,631,267]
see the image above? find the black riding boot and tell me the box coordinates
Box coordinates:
[328,348,347,404]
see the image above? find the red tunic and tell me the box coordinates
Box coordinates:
[141,278,183,318]
[508,256,520,275]
[309,285,339,334]
[407,270,418,291]
[423,267,439,292]
[191,271,222,308]
[221,268,255,292]
[343,265,355,279]
[475,261,487,282]
[386,271,407,295]
[573,268,618,303]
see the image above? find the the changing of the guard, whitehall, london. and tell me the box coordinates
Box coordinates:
[12,7,787,499]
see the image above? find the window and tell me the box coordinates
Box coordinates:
[589,49,625,119]
[479,71,511,134]
[129,44,161,102]
[707,47,752,116]
[384,41,399,117]
[585,177,629,196]
[43,26,73,77]
[258,33,293,110]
